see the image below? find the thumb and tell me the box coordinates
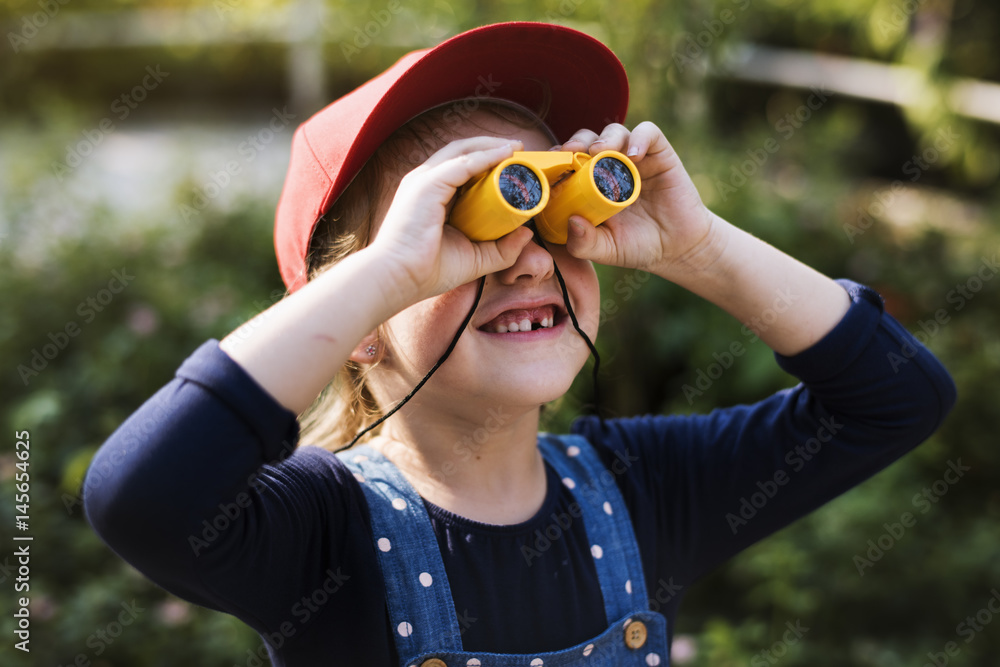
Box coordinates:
[475,225,534,275]
[563,216,609,262]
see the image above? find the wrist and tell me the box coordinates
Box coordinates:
[318,247,423,322]
[651,210,736,288]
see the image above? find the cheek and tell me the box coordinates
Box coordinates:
[555,255,601,331]
[384,283,479,360]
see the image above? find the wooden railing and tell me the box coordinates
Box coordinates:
[9,3,1000,125]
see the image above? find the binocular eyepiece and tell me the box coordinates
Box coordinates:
[449,150,641,244]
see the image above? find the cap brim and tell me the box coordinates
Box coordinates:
[276,21,629,291]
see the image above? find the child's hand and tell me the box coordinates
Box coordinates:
[559,122,721,280]
[367,137,535,304]
[561,121,852,358]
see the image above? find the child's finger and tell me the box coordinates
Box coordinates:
[561,129,601,152]
[419,136,522,171]
[625,121,675,163]
[588,123,631,155]
[563,215,614,263]
[418,142,520,193]
[473,225,535,276]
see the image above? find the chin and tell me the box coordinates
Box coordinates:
[470,366,583,410]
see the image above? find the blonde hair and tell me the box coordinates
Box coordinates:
[299,97,555,452]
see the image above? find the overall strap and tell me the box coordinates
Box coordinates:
[338,445,464,655]
[539,433,650,622]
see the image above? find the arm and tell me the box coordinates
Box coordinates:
[559,121,849,356]
[219,137,533,415]
[84,136,535,618]
[653,214,851,357]
[82,341,310,607]
[82,346,396,661]
[575,280,956,582]
[560,121,954,581]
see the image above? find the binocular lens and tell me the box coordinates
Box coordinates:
[593,157,635,203]
[498,164,544,211]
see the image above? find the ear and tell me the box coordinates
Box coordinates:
[348,330,381,364]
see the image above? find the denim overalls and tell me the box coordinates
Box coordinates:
[338,434,669,667]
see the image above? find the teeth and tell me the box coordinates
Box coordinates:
[487,313,558,333]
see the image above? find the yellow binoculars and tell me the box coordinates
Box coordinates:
[449,150,641,244]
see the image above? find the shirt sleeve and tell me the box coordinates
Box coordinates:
[572,279,957,584]
[81,340,362,636]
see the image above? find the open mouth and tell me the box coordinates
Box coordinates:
[477,305,565,334]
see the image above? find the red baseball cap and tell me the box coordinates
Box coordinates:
[274,21,630,292]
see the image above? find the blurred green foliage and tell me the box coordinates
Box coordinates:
[2,0,999,665]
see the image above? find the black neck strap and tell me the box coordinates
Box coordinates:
[336,227,604,453]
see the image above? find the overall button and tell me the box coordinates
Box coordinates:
[624,620,648,649]
[421,660,447,667]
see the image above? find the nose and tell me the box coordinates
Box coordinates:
[494,227,555,285]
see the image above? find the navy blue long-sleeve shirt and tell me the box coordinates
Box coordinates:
[83,280,956,666]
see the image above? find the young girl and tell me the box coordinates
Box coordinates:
[84,22,956,667]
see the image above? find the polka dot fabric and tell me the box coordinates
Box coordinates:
[537,434,649,624]
[340,445,465,655]
[404,610,669,667]
[338,437,669,666]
